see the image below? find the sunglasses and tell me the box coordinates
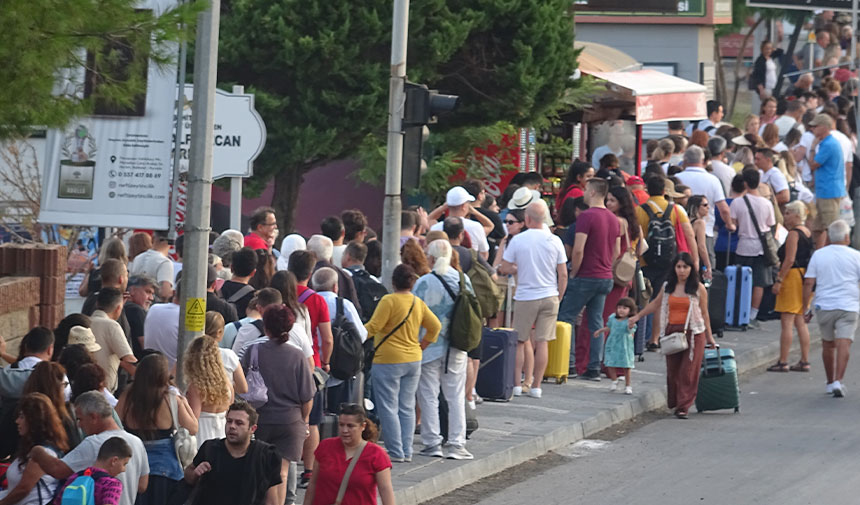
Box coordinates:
[504,219,520,225]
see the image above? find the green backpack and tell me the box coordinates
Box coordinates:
[432,271,483,352]
[466,249,502,317]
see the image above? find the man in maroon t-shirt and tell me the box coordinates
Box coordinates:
[557,178,620,380]
[286,249,333,489]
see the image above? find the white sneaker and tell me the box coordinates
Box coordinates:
[419,444,443,458]
[446,445,474,460]
[833,381,846,398]
[624,386,633,395]
[826,382,836,394]
[528,387,542,398]
[609,380,619,392]
[467,399,477,410]
[513,386,523,397]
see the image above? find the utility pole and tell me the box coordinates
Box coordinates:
[380,0,409,289]
[176,0,220,387]
[230,85,244,231]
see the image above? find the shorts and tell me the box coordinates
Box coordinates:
[736,255,773,287]
[467,343,482,360]
[814,197,841,232]
[255,421,307,461]
[512,296,559,343]
[816,309,859,342]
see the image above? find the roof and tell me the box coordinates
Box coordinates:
[584,69,707,96]
[574,41,641,73]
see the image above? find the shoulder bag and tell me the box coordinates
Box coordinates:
[240,343,269,408]
[330,441,368,505]
[612,224,637,286]
[742,195,779,267]
[660,296,693,356]
[168,392,198,469]
[363,296,416,374]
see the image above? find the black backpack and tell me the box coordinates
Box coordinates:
[329,297,365,380]
[641,202,677,270]
[349,268,388,323]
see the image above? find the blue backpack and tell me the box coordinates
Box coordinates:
[61,468,110,505]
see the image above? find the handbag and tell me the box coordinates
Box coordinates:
[168,392,197,469]
[660,296,693,356]
[329,441,367,505]
[742,195,779,267]
[240,343,269,409]
[613,231,639,287]
[364,297,415,374]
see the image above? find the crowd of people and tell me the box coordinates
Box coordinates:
[3,62,860,500]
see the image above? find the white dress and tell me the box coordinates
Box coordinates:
[196,411,227,449]
[0,449,60,505]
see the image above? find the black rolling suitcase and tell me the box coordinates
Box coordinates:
[476,328,517,401]
[708,270,727,339]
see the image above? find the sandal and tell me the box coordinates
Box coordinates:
[674,410,689,419]
[790,361,811,372]
[767,362,790,372]
[646,342,660,352]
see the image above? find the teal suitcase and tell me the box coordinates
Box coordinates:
[695,346,740,413]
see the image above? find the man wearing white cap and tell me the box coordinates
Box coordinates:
[430,187,491,260]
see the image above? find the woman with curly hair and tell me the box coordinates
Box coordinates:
[22,362,81,450]
[116,353,197,505]
[204,311,249,393]
[0,393,68,505]
[184,336,233,448]
[400,238,430,276]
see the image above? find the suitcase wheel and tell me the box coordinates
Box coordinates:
[637,354,645,363]
[696,408,701,413]
[734,407,740,413]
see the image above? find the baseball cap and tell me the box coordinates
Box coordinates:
[626,175,644,186]
[808,113,834,128]
[67,326,101,353]
[446,186,476,207]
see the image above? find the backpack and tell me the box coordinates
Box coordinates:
[432,271,483,352]
[465,249,501,318]
[329,298,365,380]
[348,268,388,323]
[640,202,677,270]
[60,468,111,505]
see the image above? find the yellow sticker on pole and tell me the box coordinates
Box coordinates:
[185,298,206,332]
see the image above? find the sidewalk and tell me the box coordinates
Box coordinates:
[384,319,817,505]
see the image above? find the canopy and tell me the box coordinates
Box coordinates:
[574,41,641,73]
[583,69,707,124]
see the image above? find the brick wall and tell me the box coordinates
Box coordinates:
[0,243,67,364]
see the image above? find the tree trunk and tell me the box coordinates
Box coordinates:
[715,40,728,106]
[729,15,766,120]
[271,160,329,238]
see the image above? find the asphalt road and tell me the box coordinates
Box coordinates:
[442,353,859,505]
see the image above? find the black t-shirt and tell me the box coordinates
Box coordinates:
[192,439,282,505]
[123,302,146,358]
[219,281,255,319]
[207,292,239,323]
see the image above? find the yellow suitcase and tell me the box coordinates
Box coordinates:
[544,321,572,384]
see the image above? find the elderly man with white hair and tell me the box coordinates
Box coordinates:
[803,220,860,398]
[310,267,366,411]
[676,144,734,276]
[499,200,569,395]
[307,234,363,317]
[211,230,244,268]
[413,239,476,460]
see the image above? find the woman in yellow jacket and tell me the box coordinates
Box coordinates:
[365,263,441,462]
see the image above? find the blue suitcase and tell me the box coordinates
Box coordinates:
[724,265,753,329]
[476,328,518,401]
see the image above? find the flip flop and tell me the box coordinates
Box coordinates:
[767,362,790,372]
[646,343,660,352]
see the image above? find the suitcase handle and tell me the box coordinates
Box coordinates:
[703,343,725,377]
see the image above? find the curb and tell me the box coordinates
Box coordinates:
[394,330,821,505]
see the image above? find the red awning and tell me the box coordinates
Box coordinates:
[583,69,707,124]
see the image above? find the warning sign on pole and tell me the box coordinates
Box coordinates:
[185,297,206,332]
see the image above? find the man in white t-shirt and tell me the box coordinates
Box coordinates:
[730,169,776,328]
[773,101,806,138]
[707,136,735,196]
[129,230,174,302]
[755,148,790,210]
[30,392,149,505]
[90,288,137,393]
[143,290,181,369]
[676,145,731,271]
[429,187,491,260]
[794,122,817,184]
[829,120,854,188]
[803,220,860,398]
[499,201,567,399]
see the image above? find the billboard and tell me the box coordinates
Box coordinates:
[747,0,854,10]
[40,0,177,229]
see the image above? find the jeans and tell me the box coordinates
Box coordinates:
[558,277,613,371]
[371,361,421,459]
[416,350,468,448]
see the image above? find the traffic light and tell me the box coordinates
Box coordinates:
[401,82,458,190]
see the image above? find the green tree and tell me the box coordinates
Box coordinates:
[218,0,583,231]
[0,0,203,140]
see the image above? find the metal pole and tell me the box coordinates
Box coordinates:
[230,85,245,232]
[168,38,188,241]
[176,0,220,388]
[380,0,409,290]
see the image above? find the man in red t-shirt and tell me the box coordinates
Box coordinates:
[557,178,621,380]
[244,206,278,251]
[287,249,333,489]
